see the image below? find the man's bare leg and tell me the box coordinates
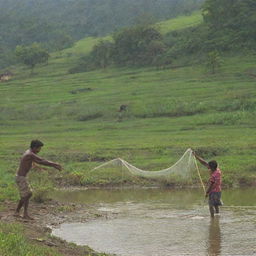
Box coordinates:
[209,205,215,218]
[23,193,34,220]
[14,198,25,217]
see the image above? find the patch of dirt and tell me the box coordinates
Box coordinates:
[0,199,114,256]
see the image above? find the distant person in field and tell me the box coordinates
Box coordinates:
[14,140,62,220]
[193,151,222,218]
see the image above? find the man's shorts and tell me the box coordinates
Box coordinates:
[209,192,223,206]
[15,175,32,198]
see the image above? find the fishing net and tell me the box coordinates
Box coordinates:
[89,148,205,187]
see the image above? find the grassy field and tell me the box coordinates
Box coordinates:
[1,12,256,201]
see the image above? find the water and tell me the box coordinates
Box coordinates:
[52,188,256,256]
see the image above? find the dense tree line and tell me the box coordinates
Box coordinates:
[202,0,256,50]
[71,0,256,73]
[165,0,256,57]
[0,0,203,68]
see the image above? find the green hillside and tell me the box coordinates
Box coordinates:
[0,0,204,69]
[158,11,202,34]
[1,12,256,201]
[38,11,203,70]
[45,12,201,64]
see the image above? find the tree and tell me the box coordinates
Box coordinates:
[113,25,165,66]
[53,33,74,52]
[15,43,49,73]
[206,50,222,74]
[90,40,114,69]
[202,0,256,50]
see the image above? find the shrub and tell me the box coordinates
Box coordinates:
[63,171,84,186]
[29,171,54,203]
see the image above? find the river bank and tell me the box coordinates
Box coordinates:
[0,199,112,256]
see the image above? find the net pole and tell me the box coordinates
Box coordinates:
[194,156,206,194]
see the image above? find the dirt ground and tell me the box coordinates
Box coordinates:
[0,199,112,256]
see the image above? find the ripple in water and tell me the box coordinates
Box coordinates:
[53,202,256,256]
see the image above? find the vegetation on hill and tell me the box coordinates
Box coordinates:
[15,43,49,73]
[0,0,203,69]
[69,0,256,72]
[202,0,256,50]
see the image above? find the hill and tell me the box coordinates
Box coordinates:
[0,0,204,68]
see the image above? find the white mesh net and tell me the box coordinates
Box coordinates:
[90,148,200,183]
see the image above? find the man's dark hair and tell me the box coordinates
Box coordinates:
[208,160,218,171]
[30,140,44,149]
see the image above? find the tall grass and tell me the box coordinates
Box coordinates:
[0,223,61,256]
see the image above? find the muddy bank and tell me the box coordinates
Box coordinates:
[0,199,113,256]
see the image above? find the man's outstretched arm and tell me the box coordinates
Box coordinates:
[32,162,48,171]
[31,153,62,171]
[193,152,209,168]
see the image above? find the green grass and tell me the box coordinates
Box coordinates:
[0,222,108,256]
[61,36,113,57]
[1,13,256,197]
[158,11,203,34]
[0,223,61,256]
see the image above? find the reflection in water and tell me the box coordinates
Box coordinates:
[52,187,256,206]
[207,217,221,256]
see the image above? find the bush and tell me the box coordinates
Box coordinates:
[70,24,169,72]
[63,171,84,186]
[29,171,54,203]
[113,25,166,66]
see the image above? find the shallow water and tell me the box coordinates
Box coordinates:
[52,188,256,256]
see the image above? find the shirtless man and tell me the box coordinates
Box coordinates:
[14,140,62,219]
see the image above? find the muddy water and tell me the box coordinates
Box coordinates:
[52,188,256,256]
